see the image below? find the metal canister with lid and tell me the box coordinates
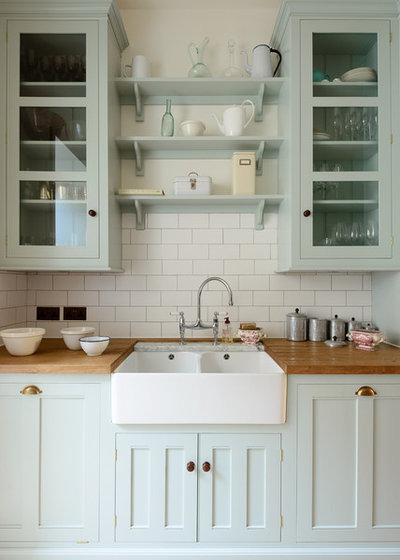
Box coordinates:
[347,317,362,334]
[308,318,327,342]
[329,314,346,341]
[286,308,307,341]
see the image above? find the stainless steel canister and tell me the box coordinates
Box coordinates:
[347,317,362,334]
[286,308,307,341]
[329,314,346,341]
[308,318,327,341]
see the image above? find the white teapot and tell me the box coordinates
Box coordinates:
[212,99,255,136]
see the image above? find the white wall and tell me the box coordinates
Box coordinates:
[372,272,400,345]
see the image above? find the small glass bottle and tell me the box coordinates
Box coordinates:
[222,316,233,344]
[161,98,174,137]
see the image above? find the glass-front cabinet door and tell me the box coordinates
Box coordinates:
[6,20,99,259]
[300,20,392,260]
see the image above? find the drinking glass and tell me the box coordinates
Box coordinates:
[350,221,364,245]
[334,222,349,245]
[365,220,378,245]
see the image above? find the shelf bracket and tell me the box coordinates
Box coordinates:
[134,200,145,230]
[255,140,264,176]
[255,200,265,230]
[134,82,144,122]
[133,141,144,176]
[255,83,265,122]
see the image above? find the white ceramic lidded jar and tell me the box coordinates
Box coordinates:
[286,308,307,341]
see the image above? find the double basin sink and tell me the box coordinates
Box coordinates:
[112,345,287,424]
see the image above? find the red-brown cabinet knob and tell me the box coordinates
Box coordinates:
[88,209,97,217]
[186,461,195,472]
[303,209,311,217]
[202,461,211,472]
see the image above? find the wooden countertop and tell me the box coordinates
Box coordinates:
[1,337,400,375]
[262,338,400,374]
[0,338,137,374]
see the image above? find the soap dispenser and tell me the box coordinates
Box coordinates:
[222,316,233,344]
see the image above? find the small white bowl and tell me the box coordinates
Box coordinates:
[0,327,45,356]
[60,326,96,350]
[180,120,206,136]
[79,336,110,356]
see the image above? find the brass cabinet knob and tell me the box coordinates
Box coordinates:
[20,385,42,395]
[186,461,195,472]
[202,461,211,472]
[303,209,311,217]
[355,386,377,397]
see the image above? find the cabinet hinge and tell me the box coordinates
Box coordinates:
[390,31,392,42]
[280,448,283,461]
[280,514,283,528]
[391,235,394,246]
[391,133,393,144]
[5,133,7,145]
[115,449,117,461]
[76,541,89,544]
[114,515,117,528]
[5,235,7,246]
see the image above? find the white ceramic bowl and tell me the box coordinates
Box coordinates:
[180,120,206,136]
[79,336,110,356]
[0,327,45,356]
[60,326,96,350]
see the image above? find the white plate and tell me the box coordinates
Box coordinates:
[341,67,377,82]
[313,133,330,141]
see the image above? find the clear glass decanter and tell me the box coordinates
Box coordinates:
[222,40,243,78]
[161,98,174,137]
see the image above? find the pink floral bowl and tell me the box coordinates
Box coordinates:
[237,328,264,345]
[347,329,386,351]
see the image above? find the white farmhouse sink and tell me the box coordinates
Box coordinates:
[111,350,286,425]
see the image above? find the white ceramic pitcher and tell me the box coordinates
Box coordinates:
[241,44,282,78]
[212,99,255,136]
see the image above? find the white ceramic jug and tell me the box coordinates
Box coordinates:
[212,99,255,136]
[241,44,282,78]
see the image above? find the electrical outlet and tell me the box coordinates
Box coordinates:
[36,307,60,321]
[63,307,87,321]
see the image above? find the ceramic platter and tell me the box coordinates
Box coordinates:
[340,67,377,82]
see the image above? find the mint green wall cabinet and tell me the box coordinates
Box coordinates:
[272,0,400,271]
[297,382,400,542]
[0,0,128,271]
[115,432,281,544]
[0,381,100,542]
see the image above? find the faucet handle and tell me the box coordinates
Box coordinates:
[170,311,185,317]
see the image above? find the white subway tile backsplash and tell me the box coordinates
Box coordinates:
[13,213,372,337]
[85,275,116,291]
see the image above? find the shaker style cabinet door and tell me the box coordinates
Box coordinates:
[115,433,197,543]
[198,433,281,543]
[0,382,100,543]
[297,383,400,542]
[299,19,392,264]
[6,20,99,262]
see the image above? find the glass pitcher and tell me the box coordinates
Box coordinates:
[187,37,212,78]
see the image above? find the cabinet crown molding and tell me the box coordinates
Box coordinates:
[271,0,399,45]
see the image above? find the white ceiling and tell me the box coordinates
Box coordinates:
[117,0,281,9]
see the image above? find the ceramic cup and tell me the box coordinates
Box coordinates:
[123,55,151,78]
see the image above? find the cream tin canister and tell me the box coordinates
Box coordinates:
[173,172,211,195]
[232,151,255,195]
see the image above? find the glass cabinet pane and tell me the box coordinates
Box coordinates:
[20,107,86,171]
[313,32,377,97]
[312,181,379,247]
[20,33,86,96]
[313,107,378,172]
[19,181,87,247]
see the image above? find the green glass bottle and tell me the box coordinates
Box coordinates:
[161,98,174,137]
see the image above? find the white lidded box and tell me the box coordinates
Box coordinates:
[173,172,212,195]
[232,151,256,195]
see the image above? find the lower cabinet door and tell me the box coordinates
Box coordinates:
[297,383,400,542]
[198,433,281,543]
[115,433,197,542]
[0,382,100,543]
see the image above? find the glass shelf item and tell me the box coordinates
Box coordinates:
[312,181,379,247]
[20,33,86,96]
[312,32,377,97]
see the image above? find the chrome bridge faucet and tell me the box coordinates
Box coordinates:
[175,276,234,346]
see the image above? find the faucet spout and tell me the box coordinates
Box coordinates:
[191,276,233,329]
